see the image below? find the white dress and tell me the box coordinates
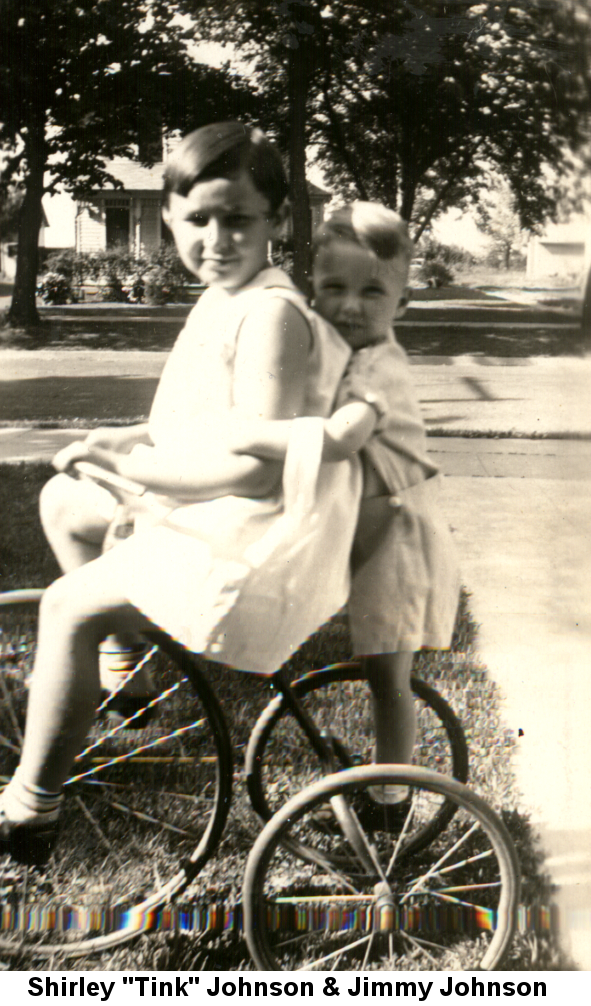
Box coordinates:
[339,335,461,654]
[103,268,363,674]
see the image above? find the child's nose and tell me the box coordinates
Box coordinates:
[341,293,362,315]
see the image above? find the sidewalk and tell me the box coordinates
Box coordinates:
[2,350,591,435]
[1,353,590,967]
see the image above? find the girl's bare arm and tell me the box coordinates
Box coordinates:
[74,300,311,500]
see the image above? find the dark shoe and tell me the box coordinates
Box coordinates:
[351,791,414,834]
[0,810,58,867]
[100,691,157,730]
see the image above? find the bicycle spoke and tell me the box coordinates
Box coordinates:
[0,595,231,958]
[400,821,480,902]
[0,672,23,746]
[244,768,518,971]
[296,933,373,971]
[74,795,125,867]
[109,798,200,838]
[400,929,441,964]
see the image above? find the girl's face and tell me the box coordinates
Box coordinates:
[163,171,284,290]
[313,240,407,350]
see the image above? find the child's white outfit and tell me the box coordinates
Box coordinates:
[339,333,460,654]
[100,267,362,674]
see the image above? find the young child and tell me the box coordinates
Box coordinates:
[229,202,460,806]
[0,122,363,856]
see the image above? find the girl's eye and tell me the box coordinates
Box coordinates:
[190,214,209,227]
[321,283,344,293]
[363,286,385,298]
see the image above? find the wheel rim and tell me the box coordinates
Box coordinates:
[247,664,468,854]
[0,593,231,958]
[244,765,519,972]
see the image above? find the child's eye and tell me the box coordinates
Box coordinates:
[321,282,344,293]
[189,214,209,227]
[363,286,385,297]
[226,214,251,227]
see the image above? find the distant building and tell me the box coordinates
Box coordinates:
[75,149,331,258]
[0,205,49,280]
[527,214,591,284]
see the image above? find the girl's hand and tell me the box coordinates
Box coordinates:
[84,424,150,454]
[52,440,92,473]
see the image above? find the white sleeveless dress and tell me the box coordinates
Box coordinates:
[104,268,363,674]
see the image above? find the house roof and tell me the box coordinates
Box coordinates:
[90,159,165,194]
[89,158,331,200]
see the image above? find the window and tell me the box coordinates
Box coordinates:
[105,204,130,249]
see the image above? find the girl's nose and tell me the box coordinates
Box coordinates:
[205,219,231,251]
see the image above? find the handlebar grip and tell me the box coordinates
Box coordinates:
[73,461,146,497]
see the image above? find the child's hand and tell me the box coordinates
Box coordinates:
[52,440,92,473]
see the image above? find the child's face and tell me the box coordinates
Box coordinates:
[313,240,407,350]
[163,171,283,291]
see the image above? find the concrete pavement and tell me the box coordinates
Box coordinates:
[2,349,591,435]
[1,350,591,967]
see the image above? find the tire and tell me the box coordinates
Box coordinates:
[0,590,233,959]
[243,765,520,972]
[246,662,468,852]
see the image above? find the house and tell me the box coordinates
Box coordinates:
[75,159,167,257]
[526,214,591,284]
[75,150,331,257]
[0,205,49,280]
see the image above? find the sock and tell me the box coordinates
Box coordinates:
[368,784,410,805]
[99,637,153,694]
[1,769,63,825]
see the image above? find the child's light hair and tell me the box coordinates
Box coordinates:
[314,201,414,270]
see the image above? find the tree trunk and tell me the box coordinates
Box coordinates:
[287,37,312,297]
[582,262,591,346]
[7,119,46,328]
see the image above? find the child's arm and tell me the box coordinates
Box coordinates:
[230,401,378,463]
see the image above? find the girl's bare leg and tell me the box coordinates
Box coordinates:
[40,473,149,688]
[362,651,416,765]
[40,473,112,572]
[16,560,153,796]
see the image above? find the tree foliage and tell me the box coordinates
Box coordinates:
[182,1,591,255]
[472,173,525,269]
[0,0,253,327]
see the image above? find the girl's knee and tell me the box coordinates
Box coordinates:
[40,472,110,541]
[39,576,104,645]
[39,473,78,528]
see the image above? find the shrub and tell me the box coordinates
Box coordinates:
[420,239,475,269]
[43,249,89,287]
[87,246,140,302]
[419,261,455,287]
[37,272,76,305]
[142,245,194,304]
[270,238,294,277]
[37,244,195,305]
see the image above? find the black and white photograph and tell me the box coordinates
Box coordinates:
[0,0,590,979]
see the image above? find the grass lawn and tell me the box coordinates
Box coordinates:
[0,464,573,971]
[1,268,586,357]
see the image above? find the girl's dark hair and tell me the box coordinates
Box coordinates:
[163,122,288,213]
[313,202,414,264]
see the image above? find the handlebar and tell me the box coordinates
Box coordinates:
[73,460,146,497]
